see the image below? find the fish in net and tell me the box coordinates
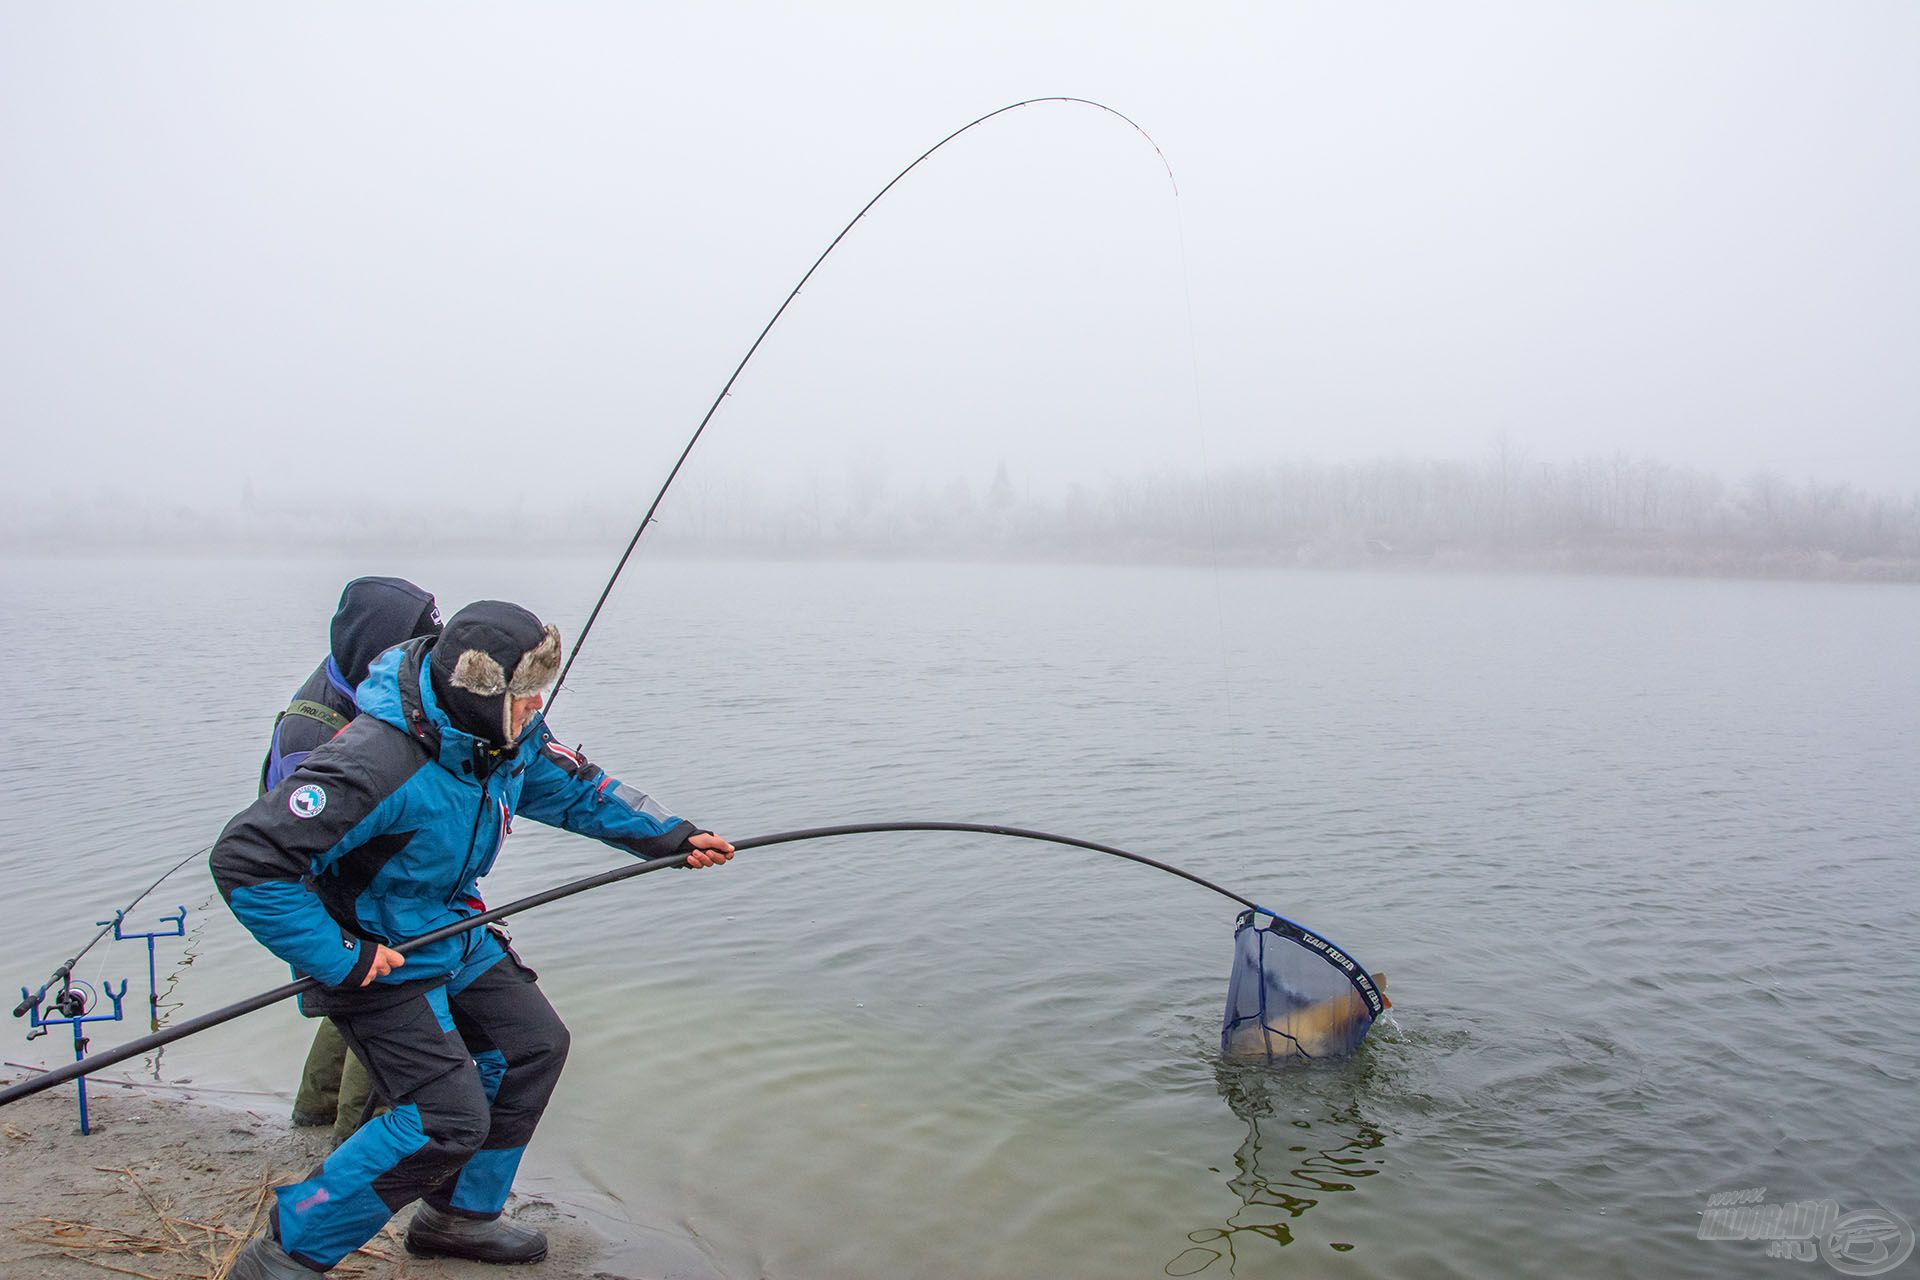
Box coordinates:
[1221,909,1389,1063]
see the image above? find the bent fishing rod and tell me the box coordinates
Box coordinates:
[547,96,1176,715]
[7,101,1181,1082]
[13,99,1171,1026]
[0,822,1255,1109]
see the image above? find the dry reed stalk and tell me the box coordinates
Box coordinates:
[12,1158,444,1280]
[23,1215,176,1253]
[50,1252,169,1280]
[209,1170,278,1279]
[167,1216,241,1237]
[94,1165,190,1246]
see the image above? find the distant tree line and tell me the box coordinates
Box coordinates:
[648,449,1920,580]
[10,449,1919,582]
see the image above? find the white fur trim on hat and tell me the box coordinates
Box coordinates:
[507,624,563,697]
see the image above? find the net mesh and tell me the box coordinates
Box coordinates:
[1220,910,1386,1064]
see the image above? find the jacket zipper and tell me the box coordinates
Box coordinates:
[452,773,491,908]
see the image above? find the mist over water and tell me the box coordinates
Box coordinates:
[6,5,1918,517]
[12,449,1917,588]
[2,555,1914,1278]
[5,6,1915,1272]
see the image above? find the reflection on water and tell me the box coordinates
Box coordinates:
[1165,1062,1387,1276]
[144,889,216,1077]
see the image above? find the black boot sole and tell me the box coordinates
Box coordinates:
[404,1234,549,1265]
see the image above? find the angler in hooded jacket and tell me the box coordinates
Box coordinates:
[263,575,442,791]
[212,600,734,1277]
[271,576,442,1144]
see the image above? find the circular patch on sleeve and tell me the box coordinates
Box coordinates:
[289,784,328,819]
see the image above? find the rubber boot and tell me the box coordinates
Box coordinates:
[228,1231,317,1279]
[405,1203,549,1264]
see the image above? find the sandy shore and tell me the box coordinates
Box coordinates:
[0,1070,695,1280]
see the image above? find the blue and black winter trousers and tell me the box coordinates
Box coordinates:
[269,943,569,1270]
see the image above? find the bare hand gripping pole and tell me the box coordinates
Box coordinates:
[547,97,1177,715]
[0,822,1251,1109]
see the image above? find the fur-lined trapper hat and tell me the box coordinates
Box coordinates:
[428,600,562,747]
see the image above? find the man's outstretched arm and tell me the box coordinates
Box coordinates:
[516,726,734,868]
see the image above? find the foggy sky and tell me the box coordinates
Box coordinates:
[3,2,1916,524]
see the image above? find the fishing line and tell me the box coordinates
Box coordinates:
[546,97,1177,715]
[0,820,1377,1108]
[1161,155,1257,859]
[9,97,1180,1042]
[5,103,1380,1096]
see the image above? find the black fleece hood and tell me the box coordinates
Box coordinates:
[330,577,442,686]
[428,600,563,748]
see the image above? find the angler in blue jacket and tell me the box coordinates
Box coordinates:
[213,600,734,1278]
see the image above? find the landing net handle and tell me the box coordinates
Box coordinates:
[0,821,1250,1109]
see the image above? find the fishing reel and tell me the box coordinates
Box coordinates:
[54,981,92,1020]
[13,903,189,1134]
[23,980,96,1040]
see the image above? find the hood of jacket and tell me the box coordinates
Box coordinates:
[329,577,442,687]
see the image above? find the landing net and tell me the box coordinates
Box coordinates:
[1221,910,1388,1064]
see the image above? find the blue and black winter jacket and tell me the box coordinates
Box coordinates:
[212,636,698,1005]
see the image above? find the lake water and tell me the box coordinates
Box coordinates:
[2,556,1915,1279]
